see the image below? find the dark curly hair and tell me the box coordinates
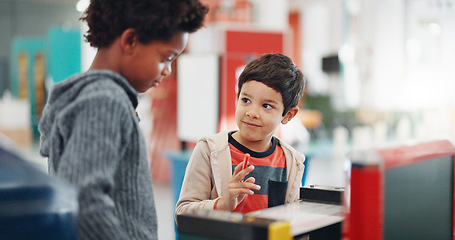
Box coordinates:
[238,53,306,116]
[80,0,209,48]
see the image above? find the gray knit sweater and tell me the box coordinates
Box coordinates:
[39,70,158,240]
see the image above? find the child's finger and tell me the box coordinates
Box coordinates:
[243,181,261,191]
[232,165,254,182]
[229,187,255,197]
[229,179,261,191]
[237,193,248,203]
[232,162,244,175]
[244,176,256,184]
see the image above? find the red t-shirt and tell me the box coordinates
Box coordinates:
[228,132,287,213]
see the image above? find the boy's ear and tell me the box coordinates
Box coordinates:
[281,107,299,125]
[119,28,137,54]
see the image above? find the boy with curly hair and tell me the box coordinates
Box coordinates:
[39,0,208,239]
[176,53,306,221]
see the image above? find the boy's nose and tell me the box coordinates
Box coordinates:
[246,108,260,118]
[162,63,172,77]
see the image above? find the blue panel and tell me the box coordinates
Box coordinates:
[0,144,78,240]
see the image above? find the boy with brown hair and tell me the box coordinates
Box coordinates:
[176,53,306,220]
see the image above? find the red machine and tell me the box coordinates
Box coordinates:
[345,139,455,240]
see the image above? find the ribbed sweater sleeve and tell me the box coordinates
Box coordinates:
[57,93,131,240]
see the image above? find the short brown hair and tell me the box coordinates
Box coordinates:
[238,53,305,116]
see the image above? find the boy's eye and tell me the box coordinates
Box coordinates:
[263,104,272,109]
[241,98,250,103]
[163,56,175,63]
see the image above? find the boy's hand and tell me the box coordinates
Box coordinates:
[216,162,261,212]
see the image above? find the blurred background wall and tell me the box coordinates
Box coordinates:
[0,0,80,95]
[0,0,455,177]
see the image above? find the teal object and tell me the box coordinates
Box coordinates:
[166,150,193,240]
[47,27,81,84]
[302,156,309,186]
[9,27,81,138]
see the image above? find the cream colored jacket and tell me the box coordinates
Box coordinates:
[175,131,305,222]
